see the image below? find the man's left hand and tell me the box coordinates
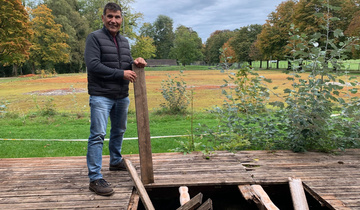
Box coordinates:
[134,57,147,68]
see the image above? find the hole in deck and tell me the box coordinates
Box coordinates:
[136,184,332,210]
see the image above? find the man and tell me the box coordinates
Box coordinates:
[84,2,147,196]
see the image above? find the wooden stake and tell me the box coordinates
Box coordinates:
[132,64,154,184]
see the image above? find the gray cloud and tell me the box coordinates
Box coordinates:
[131,0,285,42]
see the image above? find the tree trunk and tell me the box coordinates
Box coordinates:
[31,63,35,74]
[12,64,18,77]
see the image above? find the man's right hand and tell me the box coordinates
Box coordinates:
[124,70,137,83]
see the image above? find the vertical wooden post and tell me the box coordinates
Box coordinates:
[132,64,154,184]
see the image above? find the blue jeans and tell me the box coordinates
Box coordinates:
[87,96,130,182]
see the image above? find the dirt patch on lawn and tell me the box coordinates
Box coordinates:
[25,88,87,96]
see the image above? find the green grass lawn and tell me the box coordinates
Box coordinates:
[0,111,218,158]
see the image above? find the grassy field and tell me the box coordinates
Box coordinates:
[0,70,233,113]
[0,111,218,158]
[1,68,359,158]
[2,69,359,114]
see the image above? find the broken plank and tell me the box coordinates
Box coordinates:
[251,185,279,210]
[238,185,254,201]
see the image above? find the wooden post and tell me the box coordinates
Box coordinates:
[132,65,154,184]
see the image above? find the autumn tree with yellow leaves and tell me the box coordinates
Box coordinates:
[131,36,156,59]
[29,4,70,73]
[0,0,32,76]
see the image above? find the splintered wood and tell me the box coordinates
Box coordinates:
[238,185,279,210]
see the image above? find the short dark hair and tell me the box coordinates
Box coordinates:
[103,2,122,15]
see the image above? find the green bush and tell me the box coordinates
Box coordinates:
[159,70,189,114]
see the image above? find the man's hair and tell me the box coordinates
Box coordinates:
[103,2,122,15]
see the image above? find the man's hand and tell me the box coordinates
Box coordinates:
[133,57,147,68]
[124,70,137,83]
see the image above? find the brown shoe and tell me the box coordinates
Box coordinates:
[109,159,127,171]
[89,179,114,196]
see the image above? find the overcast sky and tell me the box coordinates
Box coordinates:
[131,0,286,43]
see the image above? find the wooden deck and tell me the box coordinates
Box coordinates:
[0,149,359,209]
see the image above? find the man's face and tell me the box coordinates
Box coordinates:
[102,9,122,36]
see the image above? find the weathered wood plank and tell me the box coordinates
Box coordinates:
[196,198,213,210]
[239,184,280,210]
[289,177,309,210]
[132,64,154,184]
[176,193,203,210]
[124,159,155,210]
[127,188,140,210]
[238,184,254,201]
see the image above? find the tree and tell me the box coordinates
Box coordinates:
[343,1,360,59]
[29,4,70,72]
[220,38,236,63]
[293,0,358,42]
[255,0,296,61]
[345,10,360,59]
[255,0,359,63]
[336,0,359,32]
[170,25,203,66]
[131,36,156,59]
[249,40,263,62]
[139,22,155,38]
[204,30,234,64]
[0,0,32,76]
[153,15,175,59]
[45,0,90,73]
[230,24,262,63]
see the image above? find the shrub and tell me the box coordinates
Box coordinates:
[159,70,189,114]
